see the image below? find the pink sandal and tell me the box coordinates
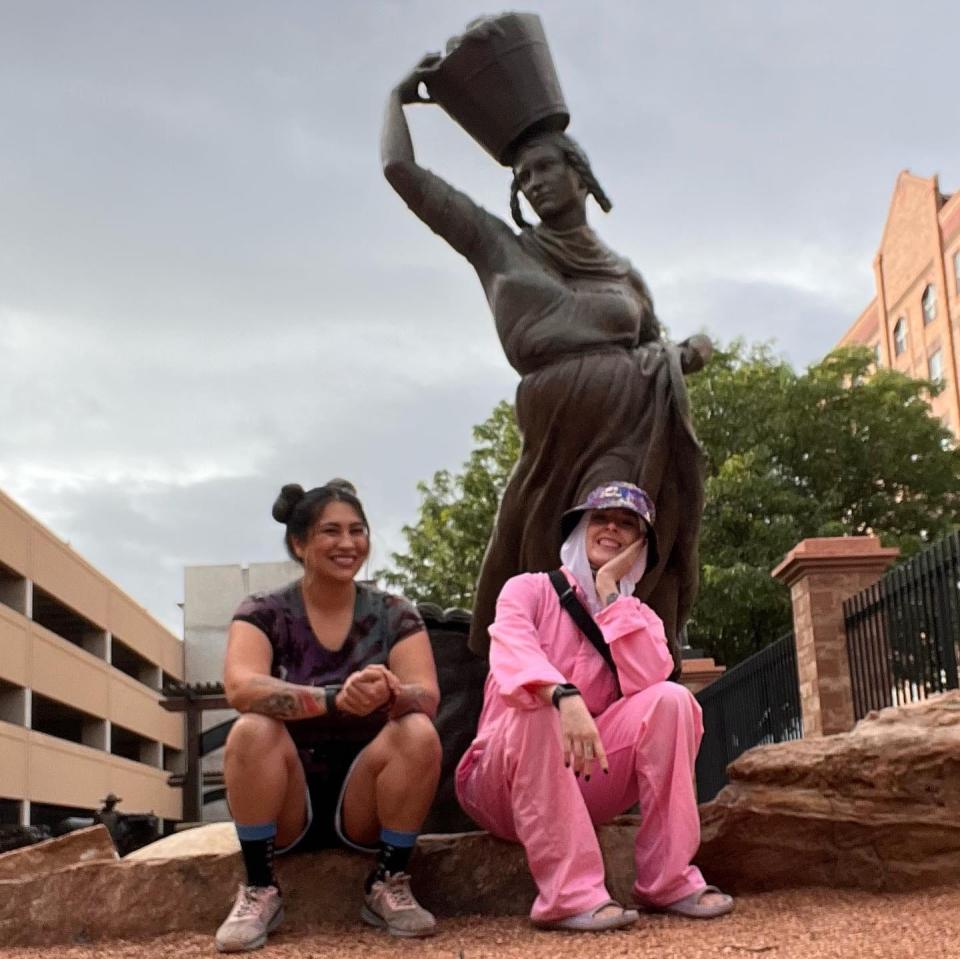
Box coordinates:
[534,899,640,931]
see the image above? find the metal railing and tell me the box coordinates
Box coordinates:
[694,632,802,802]
[844,531,960,721]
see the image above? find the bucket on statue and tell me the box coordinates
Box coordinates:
[421,12,569,165]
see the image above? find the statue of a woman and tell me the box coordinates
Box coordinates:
[382,60,709,671]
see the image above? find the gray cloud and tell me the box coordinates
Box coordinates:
[3,0,959,632]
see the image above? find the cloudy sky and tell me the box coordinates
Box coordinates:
[2,1,959,636]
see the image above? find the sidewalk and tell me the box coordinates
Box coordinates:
[2,886,955,959]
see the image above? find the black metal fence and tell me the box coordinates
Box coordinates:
[694,632,802,802]
[844,530,960,721]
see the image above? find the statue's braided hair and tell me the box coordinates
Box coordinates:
[509,132,613,229]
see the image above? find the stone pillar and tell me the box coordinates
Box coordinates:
[771,536,899,737]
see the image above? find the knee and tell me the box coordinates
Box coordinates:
[388,712,442,770]
[224,713,291,764]
[629,682,700,729]
[650,680,697,709]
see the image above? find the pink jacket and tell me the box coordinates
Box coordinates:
[469,567,675,742]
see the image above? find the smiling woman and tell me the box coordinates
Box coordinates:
[586,509,645,564]
[277,482,371,584]
[214,479,442,952]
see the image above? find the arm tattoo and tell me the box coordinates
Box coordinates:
[246,677,324,720]
[389,684,437,720]
[604,591,619,607]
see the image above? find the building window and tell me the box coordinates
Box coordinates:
[954,251,960,294]
[872,343,882,367]
[921,284,937,324]
[928,348,944,383]
[893,317,907,356]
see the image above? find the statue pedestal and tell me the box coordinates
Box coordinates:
[678,657,725,694]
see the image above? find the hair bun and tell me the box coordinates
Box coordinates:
[272,483,305,524]
[324,477,357,496]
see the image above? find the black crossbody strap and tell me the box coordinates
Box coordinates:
[547,570,620,688]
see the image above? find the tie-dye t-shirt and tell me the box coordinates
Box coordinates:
[232,579,425,747]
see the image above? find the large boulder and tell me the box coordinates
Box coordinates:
[0,825,116,882]
[126,821,239,859]
[0,818,640,946]
[695,690,960,892]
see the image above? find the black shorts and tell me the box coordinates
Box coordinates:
[276,739,378,855]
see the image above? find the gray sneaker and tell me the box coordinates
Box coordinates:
[361,872,436,937]
[215,884,283,952]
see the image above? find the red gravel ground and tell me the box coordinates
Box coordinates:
[4,887,957,959]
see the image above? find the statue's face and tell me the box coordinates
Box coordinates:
[585,508,644,569]
[514,142,585,222]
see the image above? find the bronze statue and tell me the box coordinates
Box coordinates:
[382,15,709,668]
[94,793,121,841]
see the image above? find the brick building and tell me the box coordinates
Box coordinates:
[0,489,185,829]
[835,171,960,433]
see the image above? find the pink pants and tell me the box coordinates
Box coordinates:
[456,681,705,921]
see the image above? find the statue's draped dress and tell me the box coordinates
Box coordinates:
[406,171,704,670]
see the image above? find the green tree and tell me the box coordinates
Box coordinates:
[686,342,960,665]
[380,344,960,666]
[376,400,520,607]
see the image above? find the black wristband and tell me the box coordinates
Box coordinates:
[324,685,342,716]
[551,683,581,709]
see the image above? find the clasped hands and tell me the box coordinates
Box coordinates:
[336,664,401,718]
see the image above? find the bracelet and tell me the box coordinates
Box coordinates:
[324,685,343,716]
[551,683,581,709]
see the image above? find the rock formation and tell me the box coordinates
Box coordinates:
[696,690,960,892]
[0,819,639,946]
[5,693,960,945]
[0,825,116,882]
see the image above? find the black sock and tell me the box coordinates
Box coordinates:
[236,822,279,890]
[365,828,418,892]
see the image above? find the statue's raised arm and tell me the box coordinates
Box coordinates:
[380,54,442,208]
[381,54,514,269]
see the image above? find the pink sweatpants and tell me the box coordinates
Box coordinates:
[456,681,705,921]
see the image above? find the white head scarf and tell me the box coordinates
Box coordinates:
[558,512,648,614]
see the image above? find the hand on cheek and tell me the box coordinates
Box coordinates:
[595,538,645,599]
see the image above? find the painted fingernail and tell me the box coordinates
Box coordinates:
[564,762,570,768]
[585,775,591,782]
[574,771,580,778]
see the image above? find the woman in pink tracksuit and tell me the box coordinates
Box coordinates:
[455,482,733,930]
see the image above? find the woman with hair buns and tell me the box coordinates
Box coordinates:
[215,479,441,953]
[382,62,710,665]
